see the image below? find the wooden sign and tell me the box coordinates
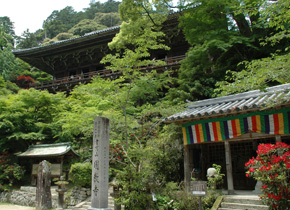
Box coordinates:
[190,181,207,196]
[32,164,61,176]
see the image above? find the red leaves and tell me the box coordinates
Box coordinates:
[13,75,36,89]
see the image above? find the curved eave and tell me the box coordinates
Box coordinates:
[13,26,120,57]
[18,143,80,158]
[165,107,275,125]
[18,149,80,158]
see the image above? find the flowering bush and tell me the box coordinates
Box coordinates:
[245,142,290,209]
[0,152,25,189]
[13,75,36,89]
[109,142,126,163]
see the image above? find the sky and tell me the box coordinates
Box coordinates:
[0,0,93,36]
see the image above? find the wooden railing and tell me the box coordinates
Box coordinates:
[32,55,185,90]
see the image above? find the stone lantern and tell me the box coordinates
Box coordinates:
[55,176,68,210]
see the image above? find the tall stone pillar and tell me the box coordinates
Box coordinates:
[89,117,112,210]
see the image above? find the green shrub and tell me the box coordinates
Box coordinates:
[69,162,92,188]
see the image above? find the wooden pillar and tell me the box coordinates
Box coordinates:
[201,144,207,180]
[224,141,234,195]
[60,156,64,176]
[184,145,191,192]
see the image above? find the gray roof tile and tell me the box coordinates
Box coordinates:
[165,83,290,124]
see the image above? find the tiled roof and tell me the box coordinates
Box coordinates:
[165,83,290,124]
[13,12,181,55]
[18,142,80,157]
[13,26,120,54]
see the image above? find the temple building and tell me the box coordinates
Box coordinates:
[165,83,290,194]
[13,14,189,93]
[18,142,80,185]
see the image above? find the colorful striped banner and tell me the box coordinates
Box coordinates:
[182,108,290,145]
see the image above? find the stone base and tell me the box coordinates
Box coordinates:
[252,180,262,194]
[88,208,112,210]
[227,189,236,195]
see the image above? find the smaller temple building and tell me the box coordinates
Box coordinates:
[18,142,80,185]
[165,83,290,194]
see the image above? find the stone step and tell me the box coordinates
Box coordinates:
[219,208,244,210]
[221,202,269,210]
[81,204,90,208]
[223,195,263,205]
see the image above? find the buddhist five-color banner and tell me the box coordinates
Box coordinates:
[182,108,290,145]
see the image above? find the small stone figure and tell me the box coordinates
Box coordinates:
[36,160,52,210]
[207,167,217,189]
[207,167,217,178]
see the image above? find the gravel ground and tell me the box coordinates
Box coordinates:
[0,204,35,210]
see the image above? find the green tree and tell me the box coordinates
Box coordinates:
[43,6,83,38]
[16,29,40,49]
[0,89,68,153]
[0,26,22,80]
[93,12,121,27]
[0,16,15,41]
[84,0,121,18]
[68,19,107,36]
[169,0,268,102]
[215,0,290,95]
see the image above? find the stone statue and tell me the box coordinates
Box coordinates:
[36,160,52,210]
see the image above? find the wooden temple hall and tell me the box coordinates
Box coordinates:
[165,83,290,194]
[13,14,188,93]
[18,142,80,185]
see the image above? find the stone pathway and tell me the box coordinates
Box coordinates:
[0,204,35,210]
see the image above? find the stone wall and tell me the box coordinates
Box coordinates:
[0,186,91,209]
[66,187,91,208]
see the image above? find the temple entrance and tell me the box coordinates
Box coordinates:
[189,136,288,191]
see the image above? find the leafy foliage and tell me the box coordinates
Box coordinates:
[69,162,92,188]
[214,0,290,95]
[93,12,121,27]
[215,53,290,96]
[0,152,25,190]
[0,89,68,153]
[68,19,107,36]
[0,16,15,35]
[207,164,224,189]
[0,26,21,80]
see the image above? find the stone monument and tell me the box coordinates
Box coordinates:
[36,160,52,210]
[89,117,112,210]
